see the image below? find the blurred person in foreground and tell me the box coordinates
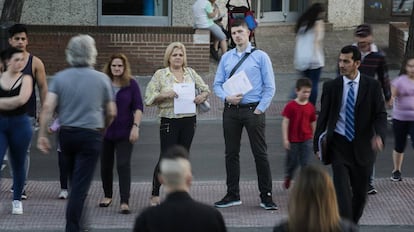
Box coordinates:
[133,145,227,232]
[99,53,143,214]
[389,56,414,182]
[5,23,48,199]
[353,23,391,195]
[0,47,32,214]
[145,42,210,206]
[293,3,325,106]
[37,34,116,232]
[273,165,358,232]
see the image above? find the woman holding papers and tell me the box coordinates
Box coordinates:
[144,42,210,206]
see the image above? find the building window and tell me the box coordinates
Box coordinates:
[98,0,171,26]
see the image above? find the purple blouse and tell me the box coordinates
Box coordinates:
[105,79,144,140]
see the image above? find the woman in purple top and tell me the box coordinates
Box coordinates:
[99,53,143,214]
[390,56,414,182]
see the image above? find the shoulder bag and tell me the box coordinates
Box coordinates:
[188,68,211,113]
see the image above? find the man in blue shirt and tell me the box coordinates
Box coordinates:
[213,19,277,210]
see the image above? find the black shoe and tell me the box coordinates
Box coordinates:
[260,200,278,210]
[367,184,377,195]
[214,194,242,208]
[11,187,28,200]
[391,170,402,181]
[21,190,28,200]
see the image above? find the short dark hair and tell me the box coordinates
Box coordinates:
[8,24,28,38]
[0,47,24,71]
[296,78,312,90]
[340,45,361,62]
[230,19,248,30]
[354,24,372,37]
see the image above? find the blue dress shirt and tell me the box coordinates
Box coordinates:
[213,42,276,113]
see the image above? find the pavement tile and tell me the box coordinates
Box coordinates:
[1,178,414,230]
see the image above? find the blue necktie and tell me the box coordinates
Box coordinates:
[345,81,355,141]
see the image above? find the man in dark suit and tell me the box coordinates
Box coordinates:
[133,145,227,232]
[314,45,387,223]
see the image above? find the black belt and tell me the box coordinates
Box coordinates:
[60,126,102,132]
[225,102,259,108]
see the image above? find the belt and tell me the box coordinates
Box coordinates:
[60,126,102,132]
[225,102,259,108]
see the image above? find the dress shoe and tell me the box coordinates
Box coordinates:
[98,198,112,207]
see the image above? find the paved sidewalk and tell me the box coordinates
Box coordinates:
[1,178,414,231]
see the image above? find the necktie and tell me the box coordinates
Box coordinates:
[345,81,355,141]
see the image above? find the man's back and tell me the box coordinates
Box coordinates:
[134,191,227,232]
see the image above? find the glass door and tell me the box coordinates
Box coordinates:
[254,0,305,23]
[98,0,171,26]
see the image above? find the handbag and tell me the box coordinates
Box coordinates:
[188,68,211,113]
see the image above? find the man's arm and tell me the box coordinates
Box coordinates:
[33,56,48,105]
[376,54,391,102]
[105,101,116,128]
[37,92,58,154]
[313,81,331,153]
[255,52,276,113]
[372,80,387,148]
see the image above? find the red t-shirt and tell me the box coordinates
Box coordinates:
[281,100,316,142]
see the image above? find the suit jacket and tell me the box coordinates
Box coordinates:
[313,74,387,166]
[134,191,227,232]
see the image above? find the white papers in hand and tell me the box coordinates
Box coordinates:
[223,70,253,96]
[173,83,196,114]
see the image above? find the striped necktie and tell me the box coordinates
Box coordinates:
[345,81,355,141]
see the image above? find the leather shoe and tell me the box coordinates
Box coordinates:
[98,198,112,207]
[120,203,130,214]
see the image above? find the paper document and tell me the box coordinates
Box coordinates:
[173,83,196,114]
[318,131,327,161]
[223,70,253,96]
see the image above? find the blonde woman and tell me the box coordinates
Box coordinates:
[145,42,210,206]
[273,165,357,232]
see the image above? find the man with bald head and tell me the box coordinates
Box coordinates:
[134,145,227,232]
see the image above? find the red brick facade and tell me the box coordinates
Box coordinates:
[26,25,210,76]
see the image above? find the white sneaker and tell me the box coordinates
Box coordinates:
[12,200,23,215]
[59,189,68,199]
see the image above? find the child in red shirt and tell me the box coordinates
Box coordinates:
[281,78,316,189]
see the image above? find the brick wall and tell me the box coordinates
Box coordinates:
[25,25,210,76]
[389,22,409,64]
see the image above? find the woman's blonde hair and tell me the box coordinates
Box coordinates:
[288,165,341,232]
[163,42,187,68]
[103,53,132,87]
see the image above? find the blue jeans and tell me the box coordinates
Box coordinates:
[0,114,32,200]
[59,127,103,232]
[302,68,322,106]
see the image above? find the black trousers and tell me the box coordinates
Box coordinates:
[151,116,196,196]
[222,104,272,200]
[101,139,133,204]
[59,127,102,232]
[331,133,372,224]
